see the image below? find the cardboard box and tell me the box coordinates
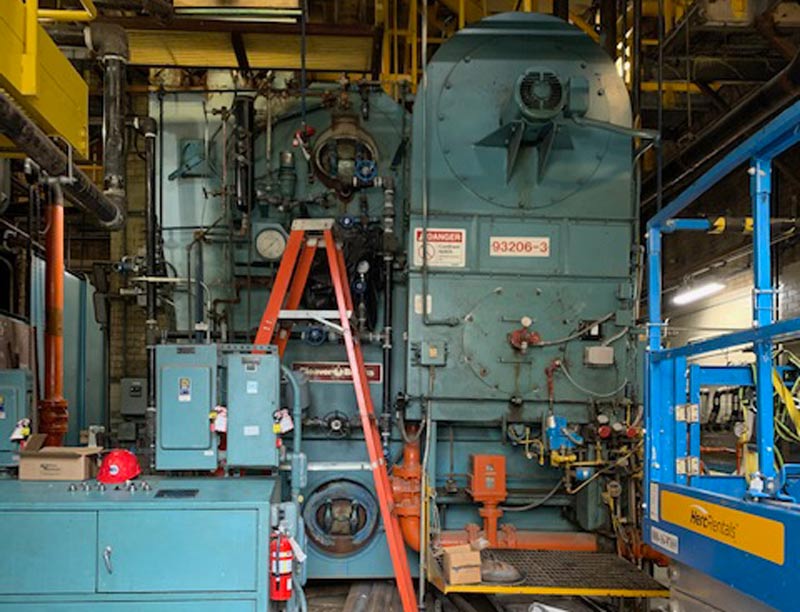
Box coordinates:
[442,544,482,585]
[19,435,102,481]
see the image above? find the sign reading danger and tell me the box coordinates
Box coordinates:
[413,228,466,268]
[292,362,383,384]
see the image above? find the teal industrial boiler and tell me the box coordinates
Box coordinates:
[0,12,664,610]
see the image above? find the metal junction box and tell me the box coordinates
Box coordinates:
[0,369,31,467]
[119,377,147,416]
[156,344,218,470]
[225,348,280,468]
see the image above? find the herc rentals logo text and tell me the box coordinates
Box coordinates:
[689,504,738,541]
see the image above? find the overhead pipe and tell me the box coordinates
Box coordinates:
[0,92,124,229]
[39,184,68,446]
[94,0,173,17]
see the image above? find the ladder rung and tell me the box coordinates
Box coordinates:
[278,309,351,320]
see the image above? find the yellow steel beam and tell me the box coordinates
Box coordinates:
[38,0,97,22]
[569,12,600,43]
[127,30,374,72]
[0,0,89,157]
[640,81,722,93]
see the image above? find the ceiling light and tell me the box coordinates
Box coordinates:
[672,281,726,306]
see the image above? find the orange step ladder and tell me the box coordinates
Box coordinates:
[254,219,417,612]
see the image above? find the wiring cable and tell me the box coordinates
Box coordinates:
[560,362,628,399]
[499,479,564,512]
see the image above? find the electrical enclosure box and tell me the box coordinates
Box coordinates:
[584,345,615,367]
[120,377,147,416]
[225,349,280,468]
[156,344,218,470]
[468,454,507,504]
[0,370,31,467]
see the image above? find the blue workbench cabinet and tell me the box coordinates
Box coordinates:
[0,478,277,611]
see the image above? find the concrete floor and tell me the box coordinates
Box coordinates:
[304,582,661,612]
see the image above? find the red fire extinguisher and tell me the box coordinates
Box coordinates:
[269,531,293,601]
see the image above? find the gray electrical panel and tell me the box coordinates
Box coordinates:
[120,378,147,416]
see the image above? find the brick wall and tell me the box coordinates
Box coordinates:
[107,93,149,424]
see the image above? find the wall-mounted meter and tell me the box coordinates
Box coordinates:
[255,226,287,261]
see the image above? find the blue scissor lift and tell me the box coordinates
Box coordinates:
[644,103,800,612]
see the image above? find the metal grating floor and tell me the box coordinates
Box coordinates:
[435,550,669,598]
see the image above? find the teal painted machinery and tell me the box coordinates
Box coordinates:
[0,369,31,467]
[132,11,642,585]
[0,478,284,612]
[406,12,641,543]
[0,12,645,606]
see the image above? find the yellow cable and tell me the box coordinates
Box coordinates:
[773,369,800,436]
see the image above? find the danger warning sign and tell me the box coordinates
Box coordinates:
[412,228,466,268]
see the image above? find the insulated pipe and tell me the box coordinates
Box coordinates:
[93,24,129,213]
[0,92,124,229]
[39,184,69,446]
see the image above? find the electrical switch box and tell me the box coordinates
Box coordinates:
[120,377,147,416]
[0,370,31,467]
[225,349,280,468]
[156,345,218,471]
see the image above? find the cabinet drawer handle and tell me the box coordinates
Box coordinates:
[103,546,113,574]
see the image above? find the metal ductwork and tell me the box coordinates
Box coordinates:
[0,91,124,229]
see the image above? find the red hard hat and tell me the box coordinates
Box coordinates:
[98,450,141,484]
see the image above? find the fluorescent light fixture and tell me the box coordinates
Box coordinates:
[672,281,726,306]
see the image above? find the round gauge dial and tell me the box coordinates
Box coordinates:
[255,228,287,261]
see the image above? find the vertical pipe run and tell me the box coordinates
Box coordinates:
[601,0,617,60]
[381,180,395,457]
[233,96,255,214]
[645,226,663,501]
[102,55,127,203]
[632,0,642,119]
[139,117,158,469]
[39,184,69,446]
[751,157,776,481]
[195,240,205,342]
[553,0,568,21]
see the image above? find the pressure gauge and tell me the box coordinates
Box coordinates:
[255,228,287,261]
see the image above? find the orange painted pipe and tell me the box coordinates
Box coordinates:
[391,432,422,552]
[439,528,598,552]
[39,185,68,446]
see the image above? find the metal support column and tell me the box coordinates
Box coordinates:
[751,156,776,483]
